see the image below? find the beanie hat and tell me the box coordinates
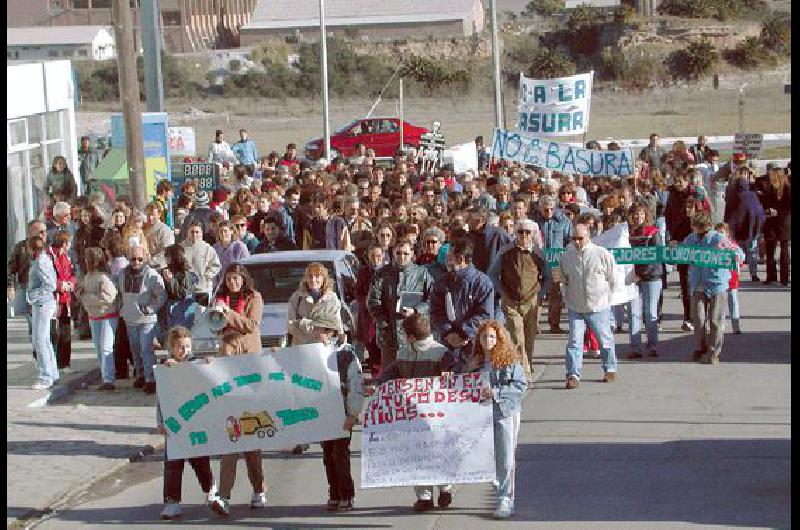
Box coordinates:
[195,191,210,207]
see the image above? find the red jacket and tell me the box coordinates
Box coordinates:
[49,248,76,306]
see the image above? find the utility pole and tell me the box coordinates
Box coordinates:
[111,0,147,210]
[399,77,404,153]
[489,0,503,130]
[319,0,331,161]
[141,0,165,112]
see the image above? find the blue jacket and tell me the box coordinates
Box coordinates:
[430,265,494,344]
[684,230,732,297]
[485,361,528,419]
[231,139,259,166]
[724,178,765,242]
[277,204,296,245]
[26,252,57,306]
[533,210,573,249]
[471,225,511,273]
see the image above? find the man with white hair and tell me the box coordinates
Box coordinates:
[487,219,551,381]
[116,245,167,394]
[47,201,74,245]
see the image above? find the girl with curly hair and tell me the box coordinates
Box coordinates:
[471,320,528,519]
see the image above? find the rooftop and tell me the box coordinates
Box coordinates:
[7,26,112,46]
[243,0,478,29]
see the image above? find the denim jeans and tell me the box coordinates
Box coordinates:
[629,281,662,353]
[32,302,59,386]
[737,239,759,280]
[494,409,520,506]
[565,308,617,379]
[690,291,726,357]
[126,321,158,382]
[611,304,626,330]
[90,317,118,384]
[726,289,740,320]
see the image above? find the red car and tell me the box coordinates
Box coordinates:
[303,117,428,160]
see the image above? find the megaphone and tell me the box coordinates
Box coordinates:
[207,304,228,332]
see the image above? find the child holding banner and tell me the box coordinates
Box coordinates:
[309,315,364,512]
[156,326,218,520]
[470,320,528,519]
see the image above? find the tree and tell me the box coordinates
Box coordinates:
[724,36,776,70]
[228,59,242,73]
[566,4,600,55]
[522,0,565,18]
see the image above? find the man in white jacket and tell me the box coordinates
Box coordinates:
[181,221,221,307]
[559,222,618,389]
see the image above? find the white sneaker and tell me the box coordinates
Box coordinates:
[211,496,230,517]
[31,381,51,390]
[250,491,267,508]
[61,366,75,374]
[206,483,218,504]
[681,320,694,332]
[493,497,514,518]
[160,502,182,520]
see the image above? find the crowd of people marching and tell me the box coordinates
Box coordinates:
[7,128,791,519]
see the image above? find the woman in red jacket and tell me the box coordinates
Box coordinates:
[49,230,77,373]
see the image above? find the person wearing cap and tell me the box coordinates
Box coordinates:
[231,129,259,173]
[532,194,572,334]
[208,130,236,166]
[487,219,550,381]
[178,190,214,243]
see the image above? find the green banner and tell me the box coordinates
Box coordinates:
[545,246,736,270]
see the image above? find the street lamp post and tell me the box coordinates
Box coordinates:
[320,0,331,161]
[738,83,747,134]
[490,0,503,130]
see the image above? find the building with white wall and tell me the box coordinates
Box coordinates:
[7,26,115,61]
[7,60,78,257]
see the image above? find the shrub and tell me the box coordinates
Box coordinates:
[626,54,668,89]
[658,0,766,20]
[522,0,565,18]
[665,40,718,81]
[525,47,576,78]
[600,47,629,81]
[399,54,471,93]
[566,4,601,55]
[724,36,777,70]
[760,13,791,54]
[228,59,241,72]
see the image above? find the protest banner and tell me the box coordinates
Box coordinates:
[442,141,478,173]
[545,245,736,269]
[733,133,764,159]
[491,128,634,177]
[517,71,593,136]
[154,343,347,460]
[361,373,496,489]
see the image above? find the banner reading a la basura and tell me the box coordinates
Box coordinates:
[361,372,496,489]
[491,128,634,177]
[517,71,593,136]
[154,343,347,460]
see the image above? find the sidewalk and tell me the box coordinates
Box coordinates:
[6,318,163,527]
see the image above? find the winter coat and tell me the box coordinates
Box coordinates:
[629,225,663,282]
[145,221,175,270]
[80,271,119,319]
[164,270,199,328]
[287,286,343,345]
[471,225,512,273]
[367,262,433,352]
[50,248,77,309]
[377,336,448,382]
[484,360,528,419]
[7,239,34,288]
[216,291,263,355]
[354,264,379,344]
[724,178,766,243]
[74,224,105,272]
[178,206,214,243]
[332,344,365,422]
[115,265,167,326]
[26,252,58,307]
[533,210,573,250]
[487,244,550,306]
[559,241,617,314]
[759,183,791,241]
[213,240,250,277]
[430,265,494,345]
[46,169,77,203]
[181,239,221,295]
[684,230,732,298]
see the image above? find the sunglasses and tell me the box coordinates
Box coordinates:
[236,223,247,228]
[130,257,145,262]
[517,229,532,235]
[425,239,439,245]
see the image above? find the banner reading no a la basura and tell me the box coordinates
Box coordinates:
[361,373,496,489]
[491,128,634,177]
[517,71,593,136]
[154,343,347,460]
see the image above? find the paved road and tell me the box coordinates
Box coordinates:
[8,270,791,529]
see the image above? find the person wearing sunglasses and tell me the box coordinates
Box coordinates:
[416,228,447,282]
[367,239,433,372]
[559,222,619,389]
[115,245,167,394]
[230,214,259,253]
[487,219,550,382]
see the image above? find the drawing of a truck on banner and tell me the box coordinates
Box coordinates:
[226,411,278,442]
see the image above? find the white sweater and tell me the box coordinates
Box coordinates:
[181,239,221,295]
[559,242,617,314]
